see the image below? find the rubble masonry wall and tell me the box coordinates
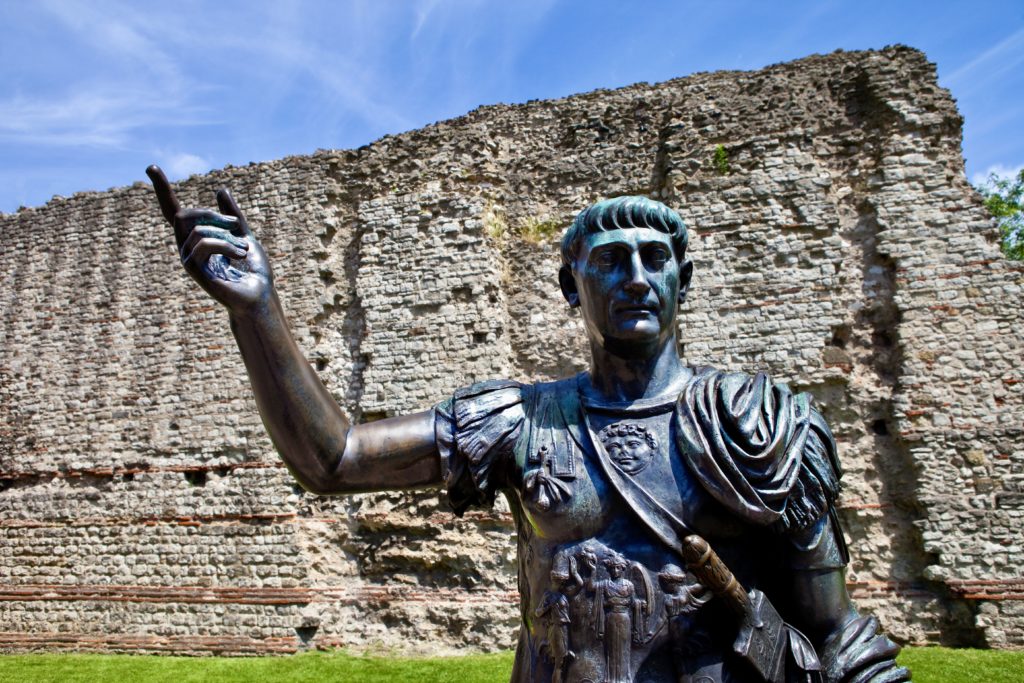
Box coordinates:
[1,46,1021,654]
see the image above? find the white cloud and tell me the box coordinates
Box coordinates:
[944,26,1024,95]
[259,37,415,134]
[38,0,180,75]
[411,0,443,40]
[163,153,211,180]
[971,163,1024,188]
[0,86,212,148]
[0,2,212,149]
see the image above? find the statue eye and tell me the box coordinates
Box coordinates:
[592,248,621,270]
[627,439,642,449]
[644,246,670,270]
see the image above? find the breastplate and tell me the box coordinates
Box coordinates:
[504,379,759,683]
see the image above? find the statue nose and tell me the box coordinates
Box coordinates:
[623,254,650,296]
[623,278,650,296]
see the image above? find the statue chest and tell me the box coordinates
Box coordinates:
[504,407,765,683]
[500,389,787,683]
[509,408,745,545]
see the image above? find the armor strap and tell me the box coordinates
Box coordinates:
[577,399,694,556]
[576,389,824,683]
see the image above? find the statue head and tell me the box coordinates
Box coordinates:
[599,421,658,475]
[657,563,688,590]
[559,196,689,271]
[558,197,693,349]
[604,553,629,578]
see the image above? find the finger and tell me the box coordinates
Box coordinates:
[182,237,249,273]
[181,226,249,260]
[146,165,181,226]
[216,188,254,238]
[177,208,238,234]
[174,209,239,254]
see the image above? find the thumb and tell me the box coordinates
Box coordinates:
[216,188,254,238]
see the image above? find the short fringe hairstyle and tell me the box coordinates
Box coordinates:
[560,196,689,268]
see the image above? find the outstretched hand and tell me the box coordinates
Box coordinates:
[147,165,274,313]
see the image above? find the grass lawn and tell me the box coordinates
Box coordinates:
[0,650,515,683]
[0,647,1020,682]
[897,647,1023,682]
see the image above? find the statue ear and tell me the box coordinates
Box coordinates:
[677,259,693,305]
[559,266,580,308]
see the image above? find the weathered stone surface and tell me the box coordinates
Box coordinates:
[1,46,1021,654]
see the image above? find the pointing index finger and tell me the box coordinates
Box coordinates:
[146,165,181,226]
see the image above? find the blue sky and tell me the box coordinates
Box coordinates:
[1,0,1022,214]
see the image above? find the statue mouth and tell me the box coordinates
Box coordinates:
[616,302,659,316]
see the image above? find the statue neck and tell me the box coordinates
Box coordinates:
[583,334,687,404]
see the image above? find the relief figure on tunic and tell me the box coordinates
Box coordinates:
[657,564,713,663]
[598,423,658,476]
[592,553,643,683]
[536,553,583,683]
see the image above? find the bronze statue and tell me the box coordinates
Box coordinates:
[147,165,910,682]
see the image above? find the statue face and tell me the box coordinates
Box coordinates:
[567,228,681,348]
[603,431,655,474]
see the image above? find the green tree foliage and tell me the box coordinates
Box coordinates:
[975,169,1024,260]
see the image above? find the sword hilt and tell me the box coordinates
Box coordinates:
[682,534,750,617]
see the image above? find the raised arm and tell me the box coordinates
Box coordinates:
[147,166,440,495]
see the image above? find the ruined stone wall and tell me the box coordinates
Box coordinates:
[1,46,1021,655]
